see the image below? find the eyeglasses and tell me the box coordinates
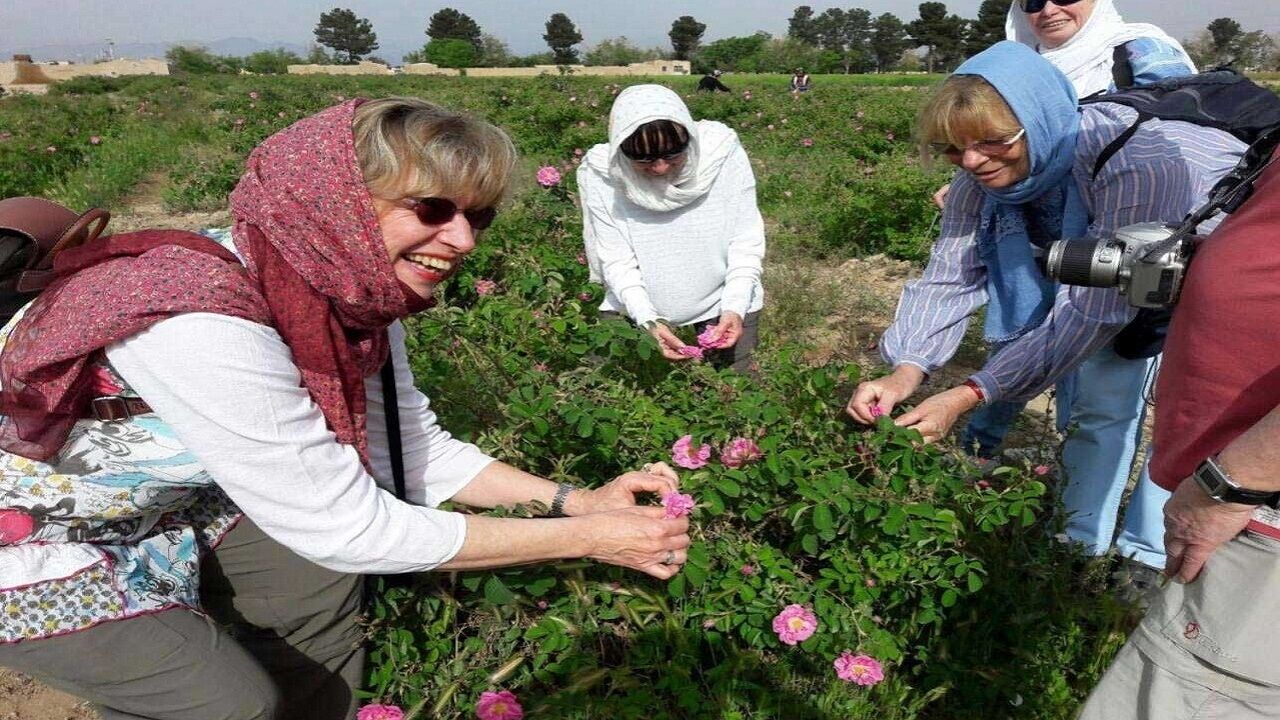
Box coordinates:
[622,144,689,165]
[409,197,497,230]
[929,128,1026,158]
[1018,0,1084,13]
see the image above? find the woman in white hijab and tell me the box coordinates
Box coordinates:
[1006,0,1194,98]
[579,84,766,371]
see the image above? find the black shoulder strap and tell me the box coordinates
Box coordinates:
[379,354,406,500]
[1092,111,1150,180]
[1111,42,1135,89]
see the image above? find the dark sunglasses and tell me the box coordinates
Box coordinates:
[622,143,689,165]
[410,197,497,230]
[1018,0,1084,13]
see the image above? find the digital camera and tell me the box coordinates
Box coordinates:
[1044,222,1197,309]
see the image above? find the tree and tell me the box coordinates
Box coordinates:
[243,48,302,74]
[165,45,240,74]
[965,0,1008,57]
[907,2,968,72]
[426,8,483,51]
[1189,18,1276,68]
[314,7,379,64]
[585,37,657,66]
[870,13,910,72]
[423,38,476,68]
[788,6,821,45]
[476,34,513,67]
[543,13,584,64]
[693,32,770,74]
[1207,17,1244,55]
[809,7,873,73]
[669,16,707,61]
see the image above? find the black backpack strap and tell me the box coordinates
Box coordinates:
[1111,42,1135,89]
[379,354,406,500]
[1092,111,1150,180]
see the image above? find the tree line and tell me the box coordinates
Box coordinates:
[165,4,1280,75]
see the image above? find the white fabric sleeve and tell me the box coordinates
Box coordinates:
[366,321,497,507]
[579,168,662,325]
[718,148,766,318]
[105,313,477,574]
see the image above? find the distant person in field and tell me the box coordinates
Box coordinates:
[0,97,690,720]
[790,68,811,93]
[697,69,731,93]
[578,84,765,372]
[846,43,1241,580]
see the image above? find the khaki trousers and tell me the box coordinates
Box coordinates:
[1080,531,1280,719]
[0,519,365,720]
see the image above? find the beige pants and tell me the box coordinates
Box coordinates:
[0,519,365,720]
[1080,531,1280,719]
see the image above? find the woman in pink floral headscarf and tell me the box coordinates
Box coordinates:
[0,98,689,720]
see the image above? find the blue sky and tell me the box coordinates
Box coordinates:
[6,0,1279,58]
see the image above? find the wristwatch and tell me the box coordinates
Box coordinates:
[1192,455,1280,508]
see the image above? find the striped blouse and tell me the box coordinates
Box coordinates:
[880,103,1246,403]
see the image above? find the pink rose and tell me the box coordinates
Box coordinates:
[536,600,548,609]
[833,653,884,686]
[886,132,895,141]
[475,690,523,720]
[248,91,260,100]
[740,564,756,576]
[720,437,762,468]
[801,137,814,147]
[660,492,695,519]
[536,166,562,187]
[0,132,11,141]
[671,435,711,469]
[573,147,584,157]
[772,604,818,645]
[474,279,497,296]
[869,405,884,418]
[676,345,704,359]
[1034,464,1050,476]
[356,703,404,720]
[89,135,102,146]
[577,292,592,302]
[0,508,36,544]
[576,253,587,265]
[696,326,720,350]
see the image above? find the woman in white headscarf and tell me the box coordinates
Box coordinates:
[1006,0,1194,98]
[578,84,766,371]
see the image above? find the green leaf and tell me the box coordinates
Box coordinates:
[813,504,835,532]
[484,576,516,605]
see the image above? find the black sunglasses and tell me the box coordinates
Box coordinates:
[1018,0,1084,13]
[622,143,689,165]
[410,197,497,230]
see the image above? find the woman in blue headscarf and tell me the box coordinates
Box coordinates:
[847,42,1244,571]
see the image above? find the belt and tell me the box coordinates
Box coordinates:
[88,396,153,422]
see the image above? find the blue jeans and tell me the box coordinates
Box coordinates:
[961,344,1169,568]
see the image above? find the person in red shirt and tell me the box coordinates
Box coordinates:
[1080,149,1280,717]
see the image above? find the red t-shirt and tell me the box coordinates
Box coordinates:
[1152,150,1280,490]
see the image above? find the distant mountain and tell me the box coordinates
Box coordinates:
[0,37,416,64]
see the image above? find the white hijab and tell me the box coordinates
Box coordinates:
[583,84,741,213]
[1005,0,1194,97]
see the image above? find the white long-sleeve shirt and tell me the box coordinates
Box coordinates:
[578,146,766,327]
[105,313,493,574]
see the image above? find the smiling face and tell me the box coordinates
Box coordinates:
[1027,0,1096,49]
[373,195,478,299]
[945,132,1031,190]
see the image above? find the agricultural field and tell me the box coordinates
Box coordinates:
[0,73,1140,719]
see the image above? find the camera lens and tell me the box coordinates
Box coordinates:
[1046,239,1123,288]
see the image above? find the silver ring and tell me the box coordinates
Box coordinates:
[662,550,676,565]
[642,463,654,473]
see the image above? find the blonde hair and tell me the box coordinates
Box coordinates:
[916,76,1022,163]
[353,97,517,209]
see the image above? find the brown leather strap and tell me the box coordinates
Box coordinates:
[88,396,153,422]
[15,207,111,293]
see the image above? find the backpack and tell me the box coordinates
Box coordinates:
[0,197,110,326]
[1077,71,1280,359]
[0,196,412,499]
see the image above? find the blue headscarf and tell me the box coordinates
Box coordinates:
[951,41,1090,343]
